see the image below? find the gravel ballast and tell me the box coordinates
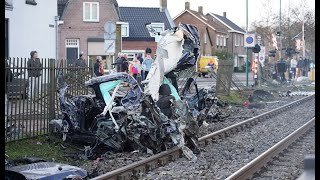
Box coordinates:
[80,96,310,178]
[140,97,315,180]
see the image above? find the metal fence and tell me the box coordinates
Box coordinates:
[5,58,93,142]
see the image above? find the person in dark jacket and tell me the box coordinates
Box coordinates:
[115,52,122,72]
[296,57,305,77]
[27,51,42,101]
[121,54,129,73]
[303,58,308,76]
[156,84,175,118]
[94,56,104,76]
[75,51,87,68]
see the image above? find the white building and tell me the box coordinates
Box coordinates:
[5,0,58,59]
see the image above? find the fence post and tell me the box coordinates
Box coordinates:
[216,60,234,96]
[48,59,56,120]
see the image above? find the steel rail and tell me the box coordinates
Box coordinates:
[226,117,315,180]
[92,94,314,180]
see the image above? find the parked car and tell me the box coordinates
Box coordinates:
[6,62,29,99]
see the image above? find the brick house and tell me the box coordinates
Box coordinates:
[118,0,175,59]
[57,0,120,69]
[173,2,229,57]
[207,12,247,71]
[5,0,58,59]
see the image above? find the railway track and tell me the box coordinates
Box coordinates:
[91,94,314,180]
[227,117,315,180]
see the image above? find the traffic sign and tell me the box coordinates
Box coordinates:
[259,46,265,67]
[104,21,116,40]
[105,40,115,54]
[244,33,255,47]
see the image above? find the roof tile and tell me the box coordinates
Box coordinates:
[119,7,172,38]
[211,13,245,33]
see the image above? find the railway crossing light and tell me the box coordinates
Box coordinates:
[268,49,276,57]
[252,44,261,53]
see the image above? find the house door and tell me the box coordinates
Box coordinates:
[5,18,9,59]
[65,39,79,64]
[66,47,78,64]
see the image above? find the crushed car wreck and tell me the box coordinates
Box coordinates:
[50,23,223,161]
[5,156,87,180]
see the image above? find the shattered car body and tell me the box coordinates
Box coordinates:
[144,23,200,101]
[5,157,87,180]
[51,23,222,161]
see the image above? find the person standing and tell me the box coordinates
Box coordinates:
[137,53,144,79]
[303,58,308,76]
[75,51,87,68]
[121,54,129,73]
[94,56,104,76]
[142,48,154,80]
[290,57,297,79]
[130,57,140,80]
[27,51,42,101]
[115,52,122,72]
[296,57,305,77]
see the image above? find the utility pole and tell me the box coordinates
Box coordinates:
[279,0,282,59]
[245,0,249,87]
[302,8,305,59]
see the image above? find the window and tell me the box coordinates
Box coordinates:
[224,36,226,46]
[235,34,240,46]
[216,35,220,46]
[6,0,13,10]
[204,33,207,44]
[220,36,223,47]
[83,2,99,22]
[240,35,243,46]
[149,23,164,37]
[121,23,129,37]
[26,0,37,5]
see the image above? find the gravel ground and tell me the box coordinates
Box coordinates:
[252,128,315,179]
[80,95,309,178]
[198,95,304,137]
[139,97,315,180]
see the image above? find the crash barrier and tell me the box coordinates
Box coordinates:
[216,60,234,95]
[5,58,93,142]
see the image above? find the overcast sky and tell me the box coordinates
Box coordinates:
[117,0,315,30]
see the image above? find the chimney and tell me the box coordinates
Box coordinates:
[160,0,167,12]
[185,1,190,10]
[223,12,226,18]
[198,6,203,14]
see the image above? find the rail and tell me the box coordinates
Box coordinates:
[91,94,314,180]
[226,117,315,180]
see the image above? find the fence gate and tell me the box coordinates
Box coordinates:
[5,58,93,142]
[216,60,234,96]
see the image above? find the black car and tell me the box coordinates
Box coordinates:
[7,63,29,99]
